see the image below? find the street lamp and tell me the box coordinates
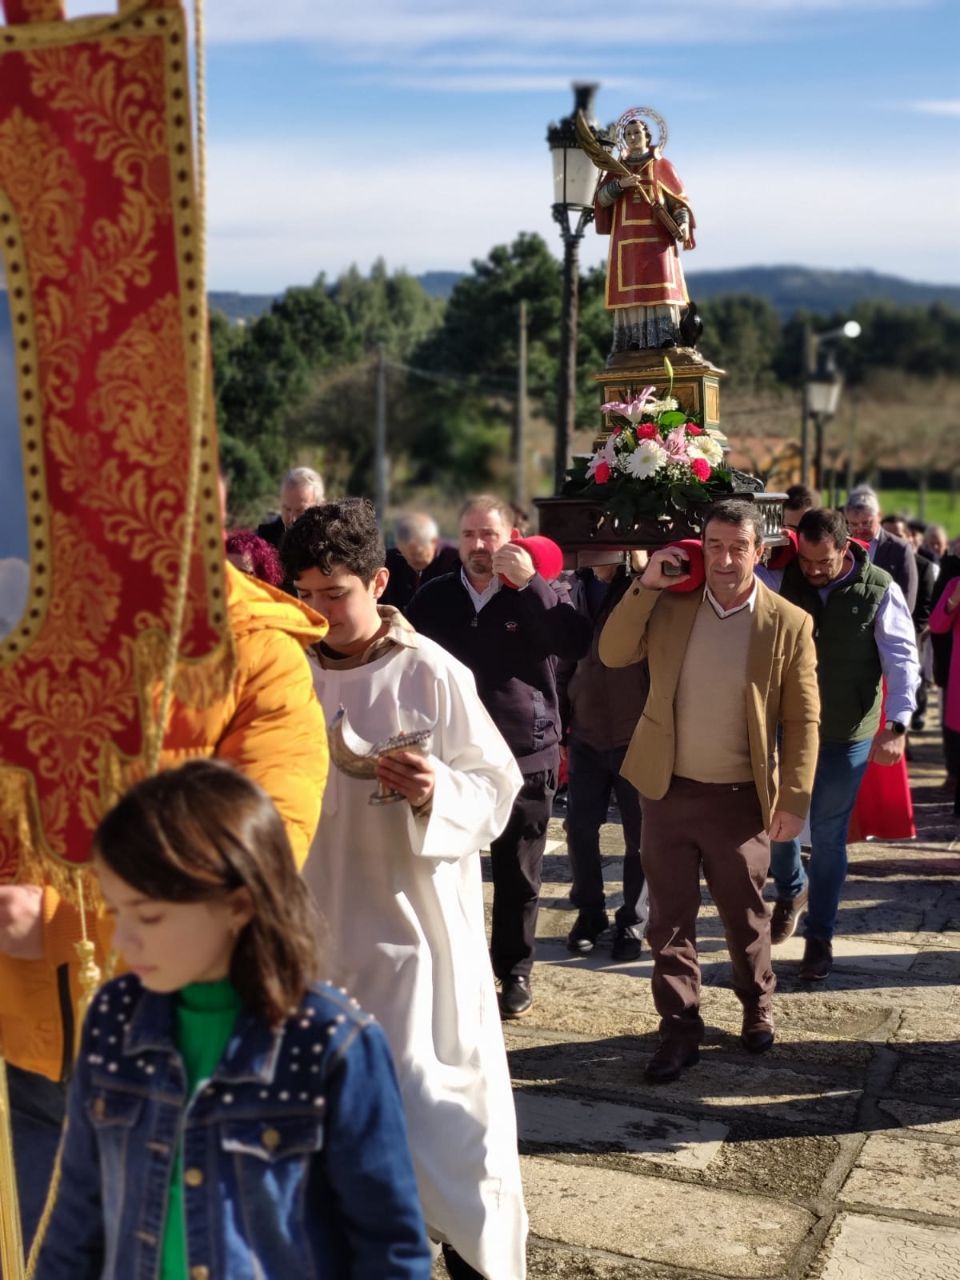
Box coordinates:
[808,348,842,494]
[547,83,611,493]
[800,319,861,490]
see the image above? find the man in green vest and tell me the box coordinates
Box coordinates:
[770,508,919,980]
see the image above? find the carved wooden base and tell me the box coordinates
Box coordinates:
[594,346,725,436]
[535,493,787,569]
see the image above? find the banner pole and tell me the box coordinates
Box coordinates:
[0,1054,26,1280]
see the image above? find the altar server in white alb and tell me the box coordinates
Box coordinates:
[281,498,527,1280]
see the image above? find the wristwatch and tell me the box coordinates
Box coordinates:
[884,720,907,735]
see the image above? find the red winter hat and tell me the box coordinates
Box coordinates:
[500,534,565,587]
[766,528,798,571]
[663,538,705,593]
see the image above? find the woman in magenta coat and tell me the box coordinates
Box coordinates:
[929,575,960,815]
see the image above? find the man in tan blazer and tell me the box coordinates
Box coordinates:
[600,498,819,1082]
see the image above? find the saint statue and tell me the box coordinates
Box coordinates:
[585,107,697,356]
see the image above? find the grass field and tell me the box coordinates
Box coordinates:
[873,490,959,533]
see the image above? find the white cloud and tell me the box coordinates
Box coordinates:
[205,138,960,291]
[379,73,634,93]
[909,99,960,116]
[145,0,931,50]
[0,557,28,640]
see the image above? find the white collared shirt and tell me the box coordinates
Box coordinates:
[704,581,758,619]
[461,567,502,614]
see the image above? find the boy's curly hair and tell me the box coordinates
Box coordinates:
[280,498,385,585]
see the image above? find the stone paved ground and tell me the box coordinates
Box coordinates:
[461,720,960,1279]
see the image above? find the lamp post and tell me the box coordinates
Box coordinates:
[808,347,842,493]
[547,83,611,494]
[800,319,861,491]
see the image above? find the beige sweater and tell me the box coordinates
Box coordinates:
[673,597,754,784]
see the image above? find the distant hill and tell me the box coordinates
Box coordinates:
[685,266,960,317]
[204,265,960,324]
[208,291,278,323]
[416,271,462,301]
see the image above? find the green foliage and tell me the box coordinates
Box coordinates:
[698,295,782,391]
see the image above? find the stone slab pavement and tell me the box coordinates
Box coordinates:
[438,721,960,1279]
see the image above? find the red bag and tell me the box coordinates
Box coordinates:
[663,538,706,593]
[500,535,565,587]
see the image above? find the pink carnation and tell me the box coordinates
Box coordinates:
[690,457,712,481]
[685,422,703,436]
[594,460,612,484]
[636,422,659,439]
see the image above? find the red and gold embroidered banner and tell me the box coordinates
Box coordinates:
[0,0,230,879]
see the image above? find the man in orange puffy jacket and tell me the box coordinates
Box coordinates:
[0,561,329,1253]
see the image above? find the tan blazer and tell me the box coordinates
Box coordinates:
[599,579,820,827]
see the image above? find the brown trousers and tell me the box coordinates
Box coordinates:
[641,775,774,1040]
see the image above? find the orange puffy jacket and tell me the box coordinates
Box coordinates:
[0,564,329,1081]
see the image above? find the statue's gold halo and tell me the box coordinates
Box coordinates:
[615,106,668,154]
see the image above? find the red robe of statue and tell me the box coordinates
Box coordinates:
[595,155,694,310]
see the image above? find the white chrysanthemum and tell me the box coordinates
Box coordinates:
[645,396,678,416]
[624,439,667,479]
[695,435,724,466]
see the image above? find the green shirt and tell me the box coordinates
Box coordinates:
[160,977,242,1280]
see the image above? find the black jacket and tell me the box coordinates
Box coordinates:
[873,527,918,613]
[256,515,297,597]
[556,568,650,751]
[407,571,591,773]
[381,544,461,614]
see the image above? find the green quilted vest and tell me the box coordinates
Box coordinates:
[780,545,891,743]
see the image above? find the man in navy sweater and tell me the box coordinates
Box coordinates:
[408,495,591,1017]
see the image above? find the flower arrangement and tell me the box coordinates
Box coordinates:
[565,379,735,525]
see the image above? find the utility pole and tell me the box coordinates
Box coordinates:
[514,300,528,512]
[555,235,580,493]
[800,321,815,487]
[374,344,388,525]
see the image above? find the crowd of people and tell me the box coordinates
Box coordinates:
[2,466,959,1279]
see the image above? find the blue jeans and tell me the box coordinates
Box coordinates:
[770,738,872,942]
[566,739,645,929]
[8,1063,67,1251]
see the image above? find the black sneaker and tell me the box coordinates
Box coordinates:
[610,927,643,963]
[441,1243,485,1278]
[498,975,533,1018]
[565,911,609,954]
[799,936,833,981]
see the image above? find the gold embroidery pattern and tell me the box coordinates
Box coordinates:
[0,111,84,280]
[25,514,122,675]
[0,7,231,876]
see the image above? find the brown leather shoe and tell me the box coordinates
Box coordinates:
[644,1038,700,1084]
[799,936,833,981]
[741,1006,775,1053]
[770,885,808,945]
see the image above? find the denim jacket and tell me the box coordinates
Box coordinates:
[35,975,432,1279]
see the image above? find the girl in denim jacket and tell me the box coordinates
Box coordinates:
[34,759,432,1280]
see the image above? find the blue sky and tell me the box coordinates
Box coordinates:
[33,0,960,292]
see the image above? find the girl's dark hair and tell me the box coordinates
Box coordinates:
[280,497,384,585]
[94,760,319,1025]
[225,529,284,588]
